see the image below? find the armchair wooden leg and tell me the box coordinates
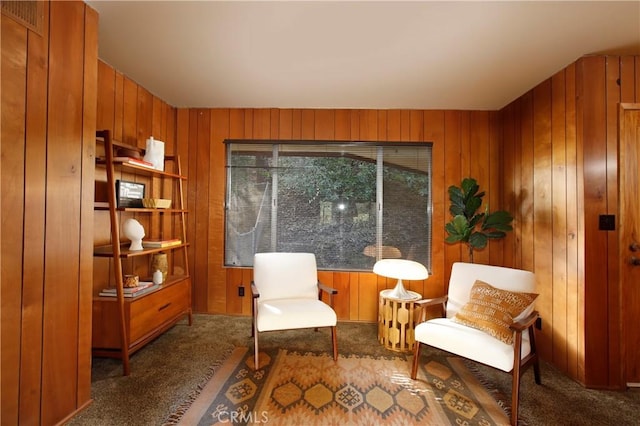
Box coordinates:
[533,359,541,385]
[254,326,259,371]
[331,326,338,361]
[411,342,422,379]
[511,367,521,426]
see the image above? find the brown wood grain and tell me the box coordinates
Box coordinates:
[605,57,622,388]
[20,1,49,419]
[533,79,553,361]
[580,56,609,387]
[210,109,230,313]
[443,111,462,280]
[114,71,124,141]
[551,69,568,373]
[1,15,28,425]
[519,92,535,273]
[619,104,640,385]
[195,110,211,311]
[470,111,490,265]
[42,1,84,422]
[79,2,99,406]
[123,77,138,146]
[564,62,580,381]
[425,110,446,298]
[97,60,115,132]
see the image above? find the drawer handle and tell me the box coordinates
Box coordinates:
[158,303,171,311]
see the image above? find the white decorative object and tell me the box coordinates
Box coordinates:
[373,259,428,300]
[122,218,145,251]
[153,269,163,285]
[143,136,165,171]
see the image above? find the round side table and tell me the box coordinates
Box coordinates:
[378,289,422,352]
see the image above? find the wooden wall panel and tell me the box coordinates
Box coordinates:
[534,80,555,361]
[564,63,580,381]
[604,57,622,387]
[79,3,99,408]
[424,110,446,298]
[1,1,97,423]
[20,0,50,419]
[581,57,610,387]
[443,111,463,283]
[1,15,28,426]
[211,109,230,314]
[551,69,568,373]
[500,55,639,388]
[43,2,86,421]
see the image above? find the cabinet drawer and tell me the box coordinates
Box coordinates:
[129,279,190,343]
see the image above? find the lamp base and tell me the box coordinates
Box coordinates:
[384,279,420,300]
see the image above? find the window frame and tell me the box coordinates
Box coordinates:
[224,139,433,273]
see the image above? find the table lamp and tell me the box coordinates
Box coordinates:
[373,258,428,300]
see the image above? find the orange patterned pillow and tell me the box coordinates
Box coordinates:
[451,280,538,344]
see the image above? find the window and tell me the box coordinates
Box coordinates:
[225,141,432,272]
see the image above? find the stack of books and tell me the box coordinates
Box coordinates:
[99,281,159,298]
[111,156,156,170]
[142,238,182,248]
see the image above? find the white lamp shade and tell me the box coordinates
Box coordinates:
[373,259,428,280]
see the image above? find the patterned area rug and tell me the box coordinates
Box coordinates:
[167,347,509,425]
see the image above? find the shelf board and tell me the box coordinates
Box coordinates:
[94,242,189,258]
[95,158,186,179]
[93,204,188,213]
[94,275,190,301]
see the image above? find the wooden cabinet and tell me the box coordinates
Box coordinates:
[92,129,192,375]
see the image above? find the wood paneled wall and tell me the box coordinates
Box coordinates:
[1,1,97,424]
[94,41,638,390]
[500,56,640,388]
[175,108,505,321]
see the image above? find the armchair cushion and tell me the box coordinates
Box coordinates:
[414,317,531,372]
[256,298,337,332]
[451,280,538,344]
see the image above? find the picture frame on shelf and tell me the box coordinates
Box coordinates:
[116,179,145,208]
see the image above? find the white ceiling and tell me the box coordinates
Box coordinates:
[88,1,640,110]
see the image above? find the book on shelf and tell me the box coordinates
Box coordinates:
[142,238,182,248]
[114,156,156,169]
[99,282,159,298]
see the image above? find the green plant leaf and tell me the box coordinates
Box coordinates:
[461,178,478,196]
[482,210,514,230]
[445,215,471,241]
[469,232,488,249]
[465,196,482,218]
[484,231,507,239]
[448,186,465,216]
[469,213,484,228]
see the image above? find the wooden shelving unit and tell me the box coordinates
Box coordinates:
[92,129,192,375]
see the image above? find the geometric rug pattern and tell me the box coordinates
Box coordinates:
[169,347,509,425]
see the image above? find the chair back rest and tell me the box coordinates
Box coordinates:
[446,262,536,318]
[253,252,319,301]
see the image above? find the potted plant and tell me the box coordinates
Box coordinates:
[444,177,513,263]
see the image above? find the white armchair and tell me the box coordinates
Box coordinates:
[251,252,338,370]
[411,262,541,425]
